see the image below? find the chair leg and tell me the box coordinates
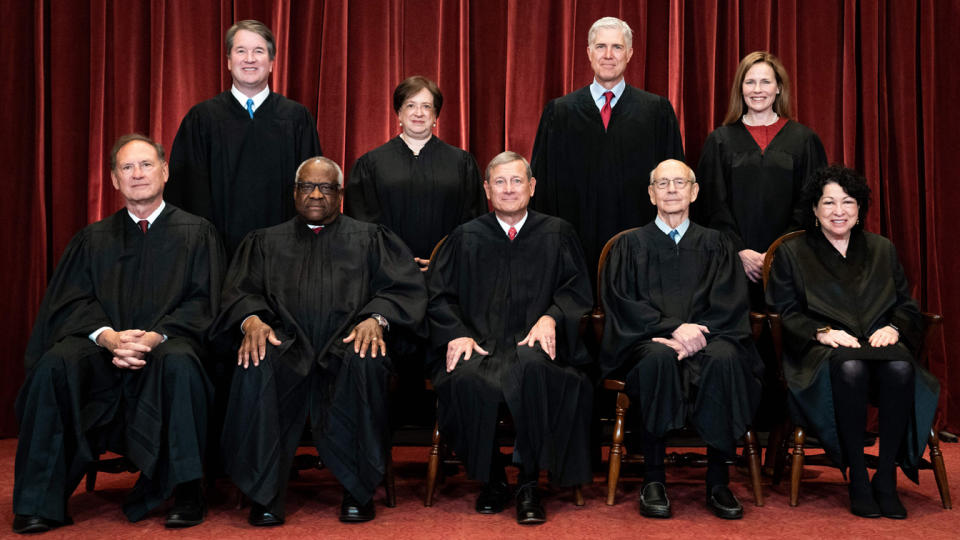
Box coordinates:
[425,419,441,507]
[743,428,764,506]
[85,469,97,492]
[574,485,585,506]
[384,447,396,508]
[790,426,806,507]
[929,428,953,509]
[606,392,629,506]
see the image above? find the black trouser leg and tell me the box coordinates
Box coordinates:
[873,360,914,491]
[642,429,666,485]
[705,446,731,491]
[831,359,871,491]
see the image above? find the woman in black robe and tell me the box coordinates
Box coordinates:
[344,75,486,266]
[766,165,939,519]
[697,51,827,307]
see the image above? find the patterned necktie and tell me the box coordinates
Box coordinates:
[669,229,679,244]
[508,226,517,241]
[601,91,614,130]
[246,98,255,119]
[138,220,148,234]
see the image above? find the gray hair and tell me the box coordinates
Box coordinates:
[588,17,633,49]
[649,160,696,184]
[110,133,165,170]
[484,151,532,182]
[225,20,276,60]
[296,156,343,187]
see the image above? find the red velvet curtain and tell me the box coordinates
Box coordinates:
[2,0,957,437]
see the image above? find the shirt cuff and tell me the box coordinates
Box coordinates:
[89,326,112,346]
[241,315,257,334]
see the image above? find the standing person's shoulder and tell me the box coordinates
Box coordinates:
[184,91,238,118]
[262,92,314,120]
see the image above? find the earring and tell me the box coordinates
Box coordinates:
[815,217,820,228]
[432,123,436,127]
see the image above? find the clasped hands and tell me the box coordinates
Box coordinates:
[816,326,899,348]
[97,328,164,370]
[238,315,385,369]
[445,315,557,373]
[653,323,710,361]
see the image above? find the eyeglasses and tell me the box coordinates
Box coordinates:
[650,178,694,190]
[295,182,340,195]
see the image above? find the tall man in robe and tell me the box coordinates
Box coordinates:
[531,16,685,279]
[12,134,225,534]
[213,157,426,526]
[427,152,594,525]
[166,19,322,255]
[600,159,762,520]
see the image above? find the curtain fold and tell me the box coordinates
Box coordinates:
[2,0,957,436]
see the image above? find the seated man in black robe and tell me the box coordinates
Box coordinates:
[427,151,594,525]
[213,157,426,526]
[600,159,762,520]
[13,134,225,534]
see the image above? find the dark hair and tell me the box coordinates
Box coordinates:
[723,51,793,125]
[393,76,443,116]
[110,133,165,170]
[225,20,276,60]
[800,164,871,230]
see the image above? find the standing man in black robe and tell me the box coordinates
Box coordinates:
[600,159,762,520]
[213,157,426,526]
[12,134,225,533]
[427,152,594,525]
[166,19,321,256]
[531,16,685,278]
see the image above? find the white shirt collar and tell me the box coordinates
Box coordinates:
[496,211,528,238]
[231,85,271,112]
[590,78,626,110]
[654,215,690,242]
[128,200,166,228]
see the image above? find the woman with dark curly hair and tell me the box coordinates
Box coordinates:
[766,165,940,519]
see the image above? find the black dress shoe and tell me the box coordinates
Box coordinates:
[475,480,511,514]
[515,483,546,525]
[706,485,743,519]
[849,483,881,518]
[872,478,907,519]
[638,482,671,518]
[12,514,71,534]
[248,503,284,527]
[339,489,375,523]
[165,481,206,528]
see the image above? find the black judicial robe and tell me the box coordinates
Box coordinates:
[167,91,322,254]
[344,135,487,259]
[427,211,594,485]
[696,120,826,253]
[600,222,762,454]
[15,205,224,521]
[212,215,426,509]
[530,85,685,274]
[766,230,939,480]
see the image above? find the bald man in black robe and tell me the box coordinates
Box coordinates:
[530,16,684,281]
[13,134,224,534]
[428,152,593,525]
[213,157,426,526]
[600,159,762,520]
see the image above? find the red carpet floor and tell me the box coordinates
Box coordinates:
[0,438,957,539]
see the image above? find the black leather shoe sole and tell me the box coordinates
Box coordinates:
[339,497,375,523]
[12,515,71,534]
[476,481,511,514]
[706,491,743,519]
[165,505,205,528]
[638,482,671,519]
[515,487,546,525]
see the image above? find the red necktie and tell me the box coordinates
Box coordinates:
[601,91,614,130]
[138,220,148,234]
[312,226,323,235]
[508,226,517,241]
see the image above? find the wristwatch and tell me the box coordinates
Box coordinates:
[371,313,389,330]
[816,326,831,335]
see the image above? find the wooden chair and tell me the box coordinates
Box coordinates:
[762,230,952,509]
[595,228,765,506]
[423,236,585,508]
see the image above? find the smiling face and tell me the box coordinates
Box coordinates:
[111,140,168,209]
[648,159,698,221]
[227,29,274,95]
[814,182,859,242]
[587,27,633,87]
[484,159,536,219]
[397,87,436,140]
[741,62,780,116]
[294,160,342,225]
